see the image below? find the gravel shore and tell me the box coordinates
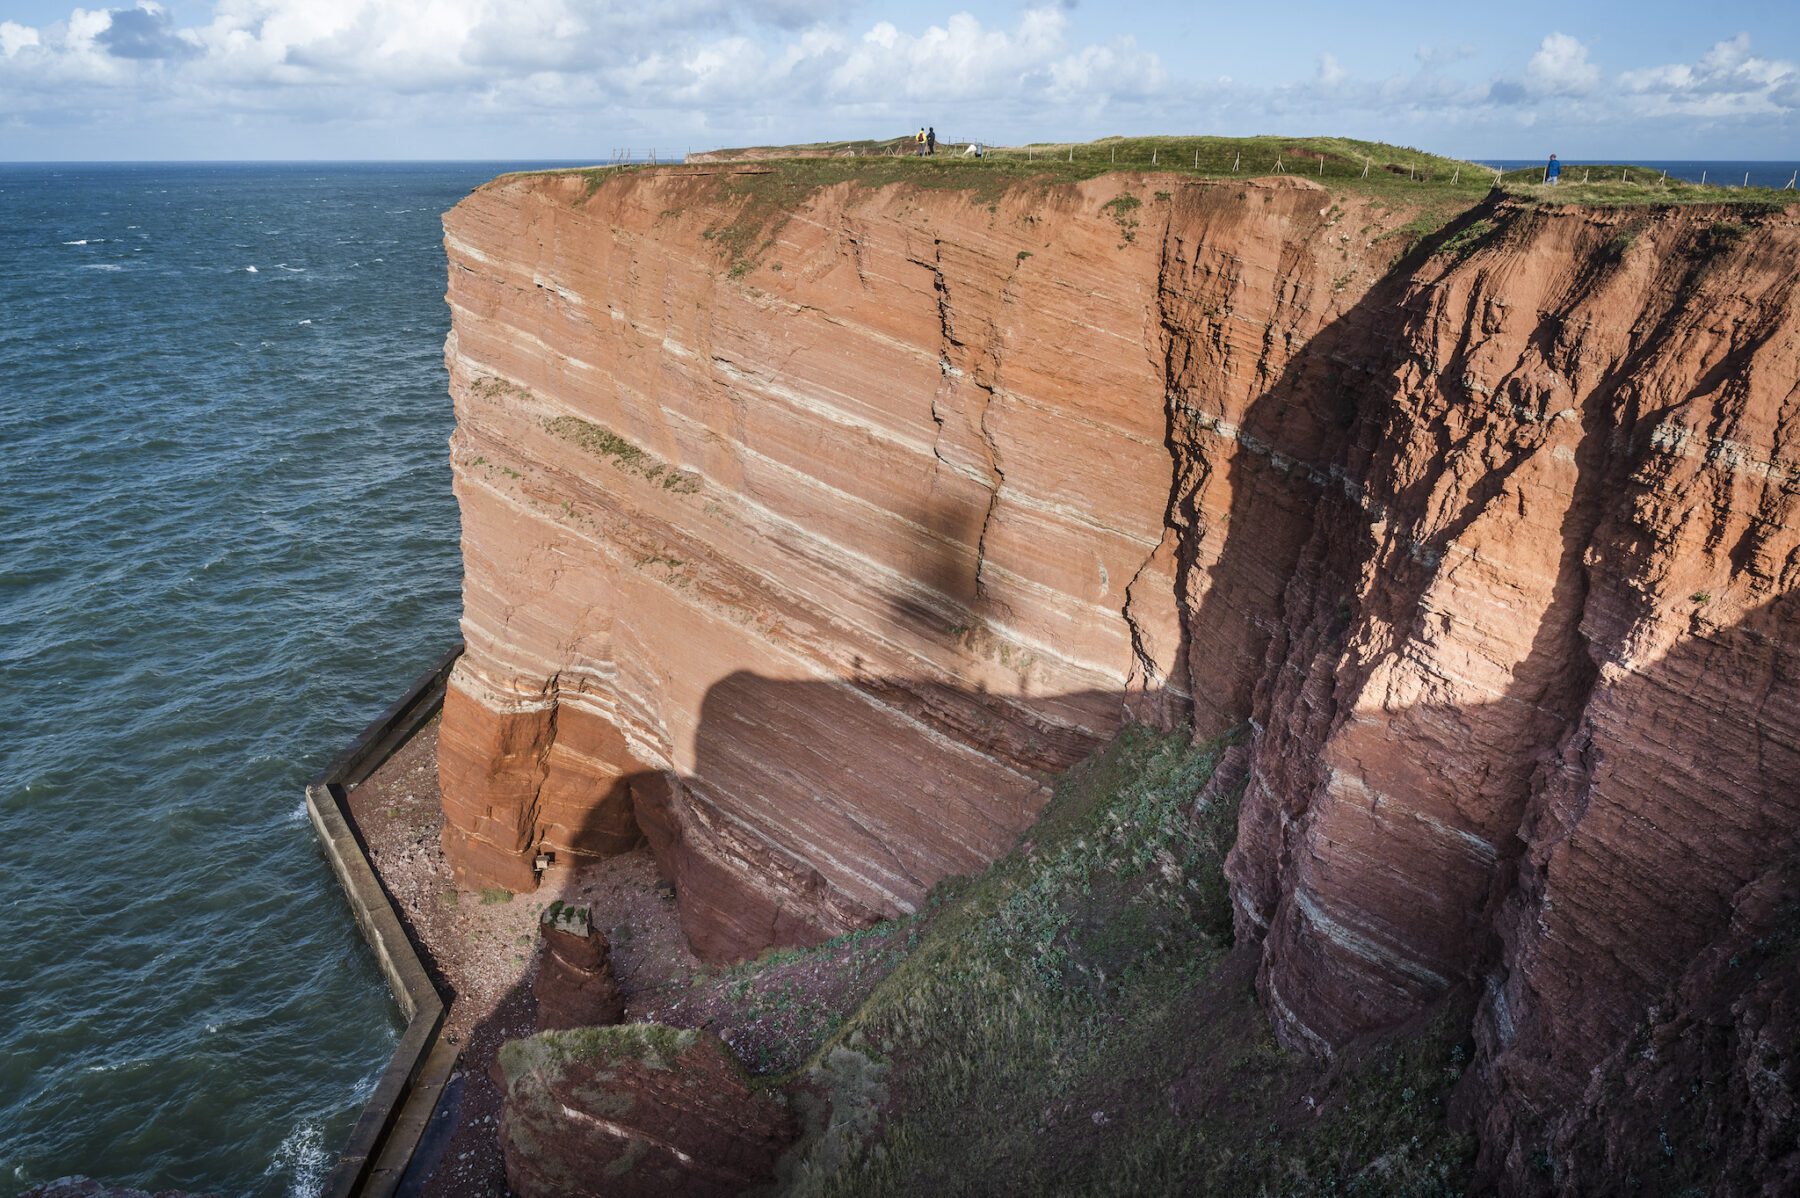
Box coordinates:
[345,716,696,1198]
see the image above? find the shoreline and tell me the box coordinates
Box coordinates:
[342,720,697,1197]
[328,707,920,1195]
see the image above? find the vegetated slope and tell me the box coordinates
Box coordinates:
[441,144,1799,1193]
[774,727,1473,1196]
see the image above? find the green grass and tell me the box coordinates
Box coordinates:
[506,134,1788,279]
[504,1023,702,1077]
[757,725,1473,1195]
[479,886,513,905]
[541,414,702,493]
[1501,163,1794,207]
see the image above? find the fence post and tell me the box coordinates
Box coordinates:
[1701,170,1707,185]
[1152,147,1157,165]
[1451,166,1459,184]
[1232,151,1240,173]
[1193,148,1199,169]
[1318,154,1324,176]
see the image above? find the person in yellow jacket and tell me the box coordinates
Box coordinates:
[916,127,926,156]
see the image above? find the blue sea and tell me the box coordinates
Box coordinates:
[1481,159,1796,189]
[0,161,581,1198]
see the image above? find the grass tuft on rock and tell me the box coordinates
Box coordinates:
[500,1023,705,1088]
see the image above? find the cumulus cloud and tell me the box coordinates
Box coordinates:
[97,4,200,60]
[1,20,42,57]
[1619,33,1797,117]
[0,4,1792,157]
[0,1,1170,144]
[1524,32,1599,96]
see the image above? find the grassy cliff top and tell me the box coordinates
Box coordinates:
[494,134,1787,282]
[573,134,1793,210]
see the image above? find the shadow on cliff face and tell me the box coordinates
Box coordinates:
[570,669,1130,963]
[1469,585,1800,1192]
[1162,191,1800,1191]
[446,187,1797,1192]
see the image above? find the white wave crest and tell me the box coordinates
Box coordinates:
[264,1121,330,1198]
[245,266,258,273]
[80,264,123,272]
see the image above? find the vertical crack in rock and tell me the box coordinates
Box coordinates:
[923,238,1006,607]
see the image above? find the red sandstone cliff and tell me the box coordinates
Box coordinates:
[439,164,1798,1190]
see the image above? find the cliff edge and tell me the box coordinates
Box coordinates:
[438,152,1798,1190]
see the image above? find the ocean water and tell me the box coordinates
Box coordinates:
[0,161,578,1198]
[1480,159,1797,189]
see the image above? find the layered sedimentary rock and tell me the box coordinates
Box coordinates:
[498,1026,797,1198]
[1200,204,1800,1184]
[441,162,1799,1188]
[437,167,1284,950]
[535,903,624,1031]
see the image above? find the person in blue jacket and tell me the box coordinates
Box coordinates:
[1546,154,1562,185]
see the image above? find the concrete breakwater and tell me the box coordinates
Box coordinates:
[303,644,463,1198]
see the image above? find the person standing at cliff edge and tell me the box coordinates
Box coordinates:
[927,127,937,156]
[1545,153,1561,186]
[916,127,927,156]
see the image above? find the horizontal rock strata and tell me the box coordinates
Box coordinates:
[1203,203,1800,1187]
[534,903,624,1031]
[441,162,1799,1190]
[436,167,1328,953]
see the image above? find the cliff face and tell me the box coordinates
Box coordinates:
[439,166,1218,956]
[1206,204,1800,1179]
[440,164,1798,1187]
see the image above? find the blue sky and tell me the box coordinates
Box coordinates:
[0,1,1793,160]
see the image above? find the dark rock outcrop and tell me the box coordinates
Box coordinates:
[498,1025,798,1198]
[534,902,625,1031]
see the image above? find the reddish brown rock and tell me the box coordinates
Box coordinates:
[534,902,625,1031]
[498,1025,797,1198]
[1519,858,1800,1194]
[435,167,1428,961]
[439,160,1800,1190]
[1197,203,1800,1190]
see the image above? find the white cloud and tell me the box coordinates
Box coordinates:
[1,21,43,57]
[1525,32,1599,97]
[0,4,1792,157]
[0,1,1170,146]
[1619,33,1797,117]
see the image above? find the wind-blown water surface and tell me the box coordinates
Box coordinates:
[0,161,577,1198]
